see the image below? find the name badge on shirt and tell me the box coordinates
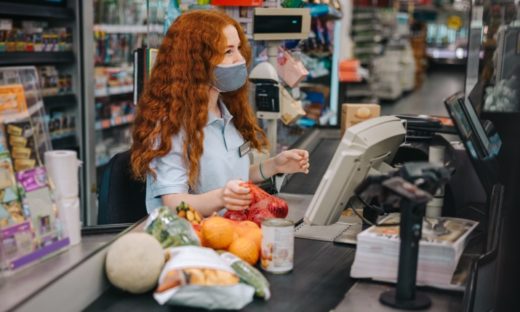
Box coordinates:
[239,141,251,158]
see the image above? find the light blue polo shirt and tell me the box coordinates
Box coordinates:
[145,101,250,213]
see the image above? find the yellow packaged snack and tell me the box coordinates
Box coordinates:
[7,124,23,136]
[9,136,27,148]
[154,246,254,309]
[11,146,31,159]
[14,158,36,172]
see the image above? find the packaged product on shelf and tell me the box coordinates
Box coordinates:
[276,50,309,88]
[0,66,67,272]
[280,86,306,125]
[58,73,72,94]
[0,152,24,227]
[38,66,60,96]
[0,30,7,52]
[0,69,52,170]
[15,30,26,52]
[0,18,12,32]
[0,84,28,116]
[154,246,255,309]
[42,33,58,52]
[5,30,16,52]
[33,32,44,52]
[0,21,72,54]
[95,33,141,67]
[0,163,68,271]
[5,120,45,173]
[0,125,8,153]
[94,66,133,96]
[16,167,60,242]
[340,103,380,136]
[49,111,76,139]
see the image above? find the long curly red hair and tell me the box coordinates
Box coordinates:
[131,10,268,188]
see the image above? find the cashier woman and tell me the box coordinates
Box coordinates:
[130,10,310,216]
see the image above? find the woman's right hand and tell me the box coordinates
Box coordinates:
[221,180,251,211]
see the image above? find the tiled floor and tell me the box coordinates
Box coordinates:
[381,64,466,117]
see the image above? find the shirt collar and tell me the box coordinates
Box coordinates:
[207,100,234,126]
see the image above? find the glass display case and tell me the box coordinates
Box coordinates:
[465,0,519,114]
[82,0,148,224]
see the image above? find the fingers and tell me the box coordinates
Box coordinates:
[223,186,250,200]
[288,149,309,161]
[297,149,309,159]
[277,149,310,174]
[293,149,309,173]
[233,185,250,194]
[223,196,251,211]
[285,149,305,161]
[228,180,250,194]
[223,180,251,210]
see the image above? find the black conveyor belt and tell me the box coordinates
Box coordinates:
[85,239,357,312]
[281,137,340,195]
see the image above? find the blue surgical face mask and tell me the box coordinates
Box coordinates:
[213,61,247,92]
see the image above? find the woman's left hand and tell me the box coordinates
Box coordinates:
[273,149,310,175]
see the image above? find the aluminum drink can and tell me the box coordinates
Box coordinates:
[260,218,294,274]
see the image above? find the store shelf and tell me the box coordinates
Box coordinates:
[309,4,342,20]
[95,85,133,98]
[0,3,75,20]
[43,94,76,108]
[95,114,135,131]
[52,140,78,150]
[93,24,162,34]
[307,51,333,58]
[50,130,76,140]
[303,74,331,86]
[0,52,75,66]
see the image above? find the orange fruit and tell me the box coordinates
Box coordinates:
[235,221,259,236]
[243,230,262,250]
[235,221,262,250]
[228,237,260,265]
[201,216,234,250]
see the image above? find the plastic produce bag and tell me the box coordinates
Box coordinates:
[145,207,200,248]
[154,246,255,310]
[220,251,271,300]
[224,182,288,226]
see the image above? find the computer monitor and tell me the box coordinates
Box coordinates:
[253,8,311,41]
[445,92,501,161]
[304,116,406,226]
[445,92,501,195]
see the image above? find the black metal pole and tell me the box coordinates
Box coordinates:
[380,198,431,309]
[396,199,425,301]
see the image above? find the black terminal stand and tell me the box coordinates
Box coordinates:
[378,177,432,310]
[355,162,451,310]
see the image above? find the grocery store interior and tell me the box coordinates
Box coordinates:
[0,0,519,311]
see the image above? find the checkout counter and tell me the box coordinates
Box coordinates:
[2,124,488,312]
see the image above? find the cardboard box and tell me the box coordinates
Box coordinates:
[341,103,381,137]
